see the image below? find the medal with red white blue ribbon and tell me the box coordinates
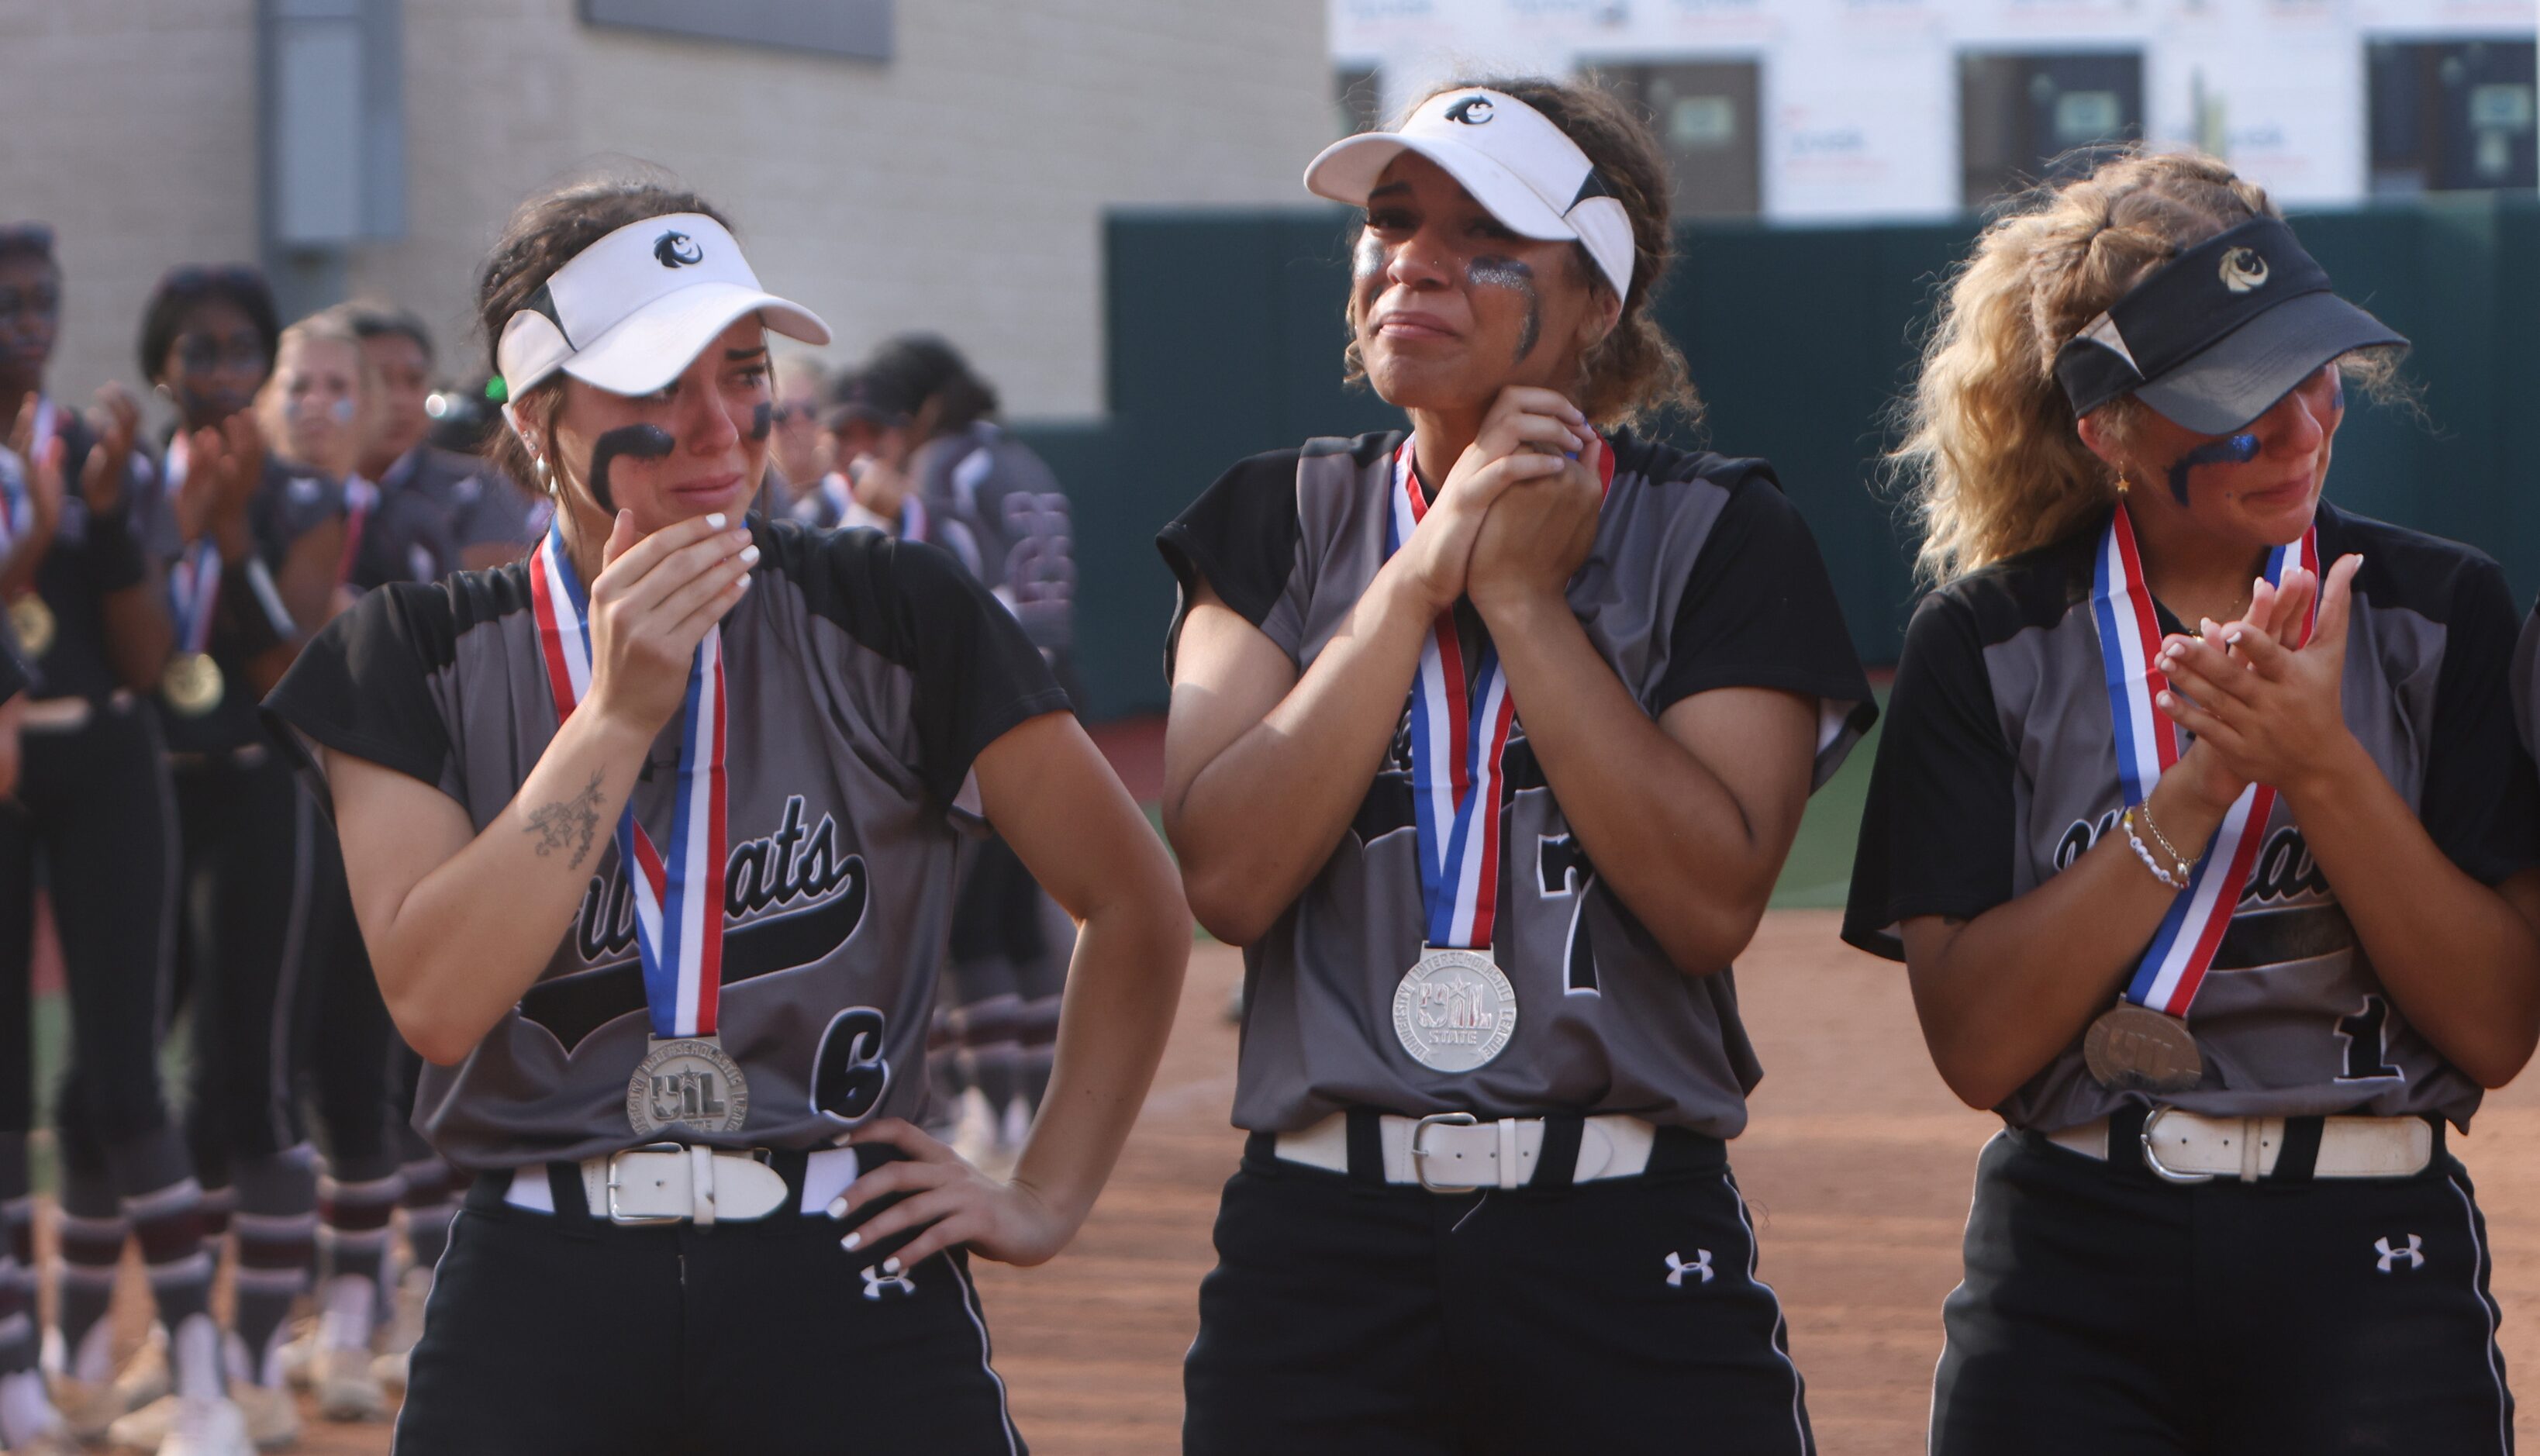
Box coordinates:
[529,523,748,1136]
[2083,503,2318,1091]
[160,436,226,716]
[4,399,58,658]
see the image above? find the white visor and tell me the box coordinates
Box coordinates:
[496,212,830,401]
[1304,88,1635,299]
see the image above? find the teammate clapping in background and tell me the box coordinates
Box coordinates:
[0,224,234,1456]
[1848,150,2540,1454]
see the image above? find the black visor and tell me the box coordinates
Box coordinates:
[2053,216,2407,436]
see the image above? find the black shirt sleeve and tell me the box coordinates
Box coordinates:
[1155,449,1303,680]
[2419,559,2540,887]
[261,582,458,803]
[856,533,1072,807]
[1841,588,2017,961]
[1651,469,1878,784]
[0,640,23,704]
[1655,472,1875,708]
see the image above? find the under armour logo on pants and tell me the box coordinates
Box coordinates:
[862,1264,917,1299]
[2375,1235,2424,1273]
[1664,1250,1713,1287]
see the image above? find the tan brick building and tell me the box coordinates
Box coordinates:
[1,0,1335,423]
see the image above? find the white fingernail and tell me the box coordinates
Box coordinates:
[840,1231,861,1250]
[883,1257,902,1274]
[827,1196,849,1220]
[739,544,761,565]
[706,512,727,529]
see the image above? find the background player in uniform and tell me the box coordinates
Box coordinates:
[264,174,1189,1454]
[1847,150,2540,1454]
[766,353,830,502]
[346,301,539,579]
[864,334,1081,1159]
[96,264,347,1456]
[336,299,543,1402]
[1160,80,1871,1454]
[0,224,247,1456]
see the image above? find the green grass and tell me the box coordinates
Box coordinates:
[1768,689,1886,911]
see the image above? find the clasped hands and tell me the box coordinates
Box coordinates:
[1392,385,1605,619]
[2153,552,2368,813]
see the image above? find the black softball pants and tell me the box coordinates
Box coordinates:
[1184,1126,1814,1456]
[1931,1123,2514,1455]
[391,1158,1025,1455]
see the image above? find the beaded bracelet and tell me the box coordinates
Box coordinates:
[2135,800,2194,876]
[2121,806,2194,890]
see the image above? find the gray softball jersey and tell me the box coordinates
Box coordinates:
[263,518,1071,1169]
[1845,501,2540,1133]
[1159,430,1876,1140]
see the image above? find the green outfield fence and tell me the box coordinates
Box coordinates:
[1013,193,2540,724]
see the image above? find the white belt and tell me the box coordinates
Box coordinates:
[502,1144,860,1225]
[2048,1109,2435,1184]
[19,696,95,733]
[1272,1112,1658,1192]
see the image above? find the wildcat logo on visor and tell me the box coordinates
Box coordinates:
[2219,247,2269,294]
[1444,95,1496,125]
[654,231,706,268]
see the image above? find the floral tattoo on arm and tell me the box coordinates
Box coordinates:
[525,770,606,865]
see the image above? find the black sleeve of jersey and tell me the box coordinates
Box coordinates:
[261,582,457,800]
[2420,561,2540,886]
[1155,450,1301,680]
[854,533,1072,807]
[0,640,23,704]
[1841,590,2017,961]
[1653,473,1876,716]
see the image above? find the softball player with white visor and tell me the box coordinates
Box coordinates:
[1851,151,2540,1454]
[264,178,1189,1455]
[1161,80,1872,1454]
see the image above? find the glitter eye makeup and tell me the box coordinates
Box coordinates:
[1467,254,1541,362]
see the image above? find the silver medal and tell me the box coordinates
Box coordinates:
[1391,947,1518,1073]
[627,1036,751,1136]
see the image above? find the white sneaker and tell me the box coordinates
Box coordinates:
[374,1266,429,1392]
[312,1346,388,1423]
[109,1382,299,1454]
[949,1088,998,1168]
[105,1392,175,1450]
[273,1324,316,1394]
[231,1383,299,1451]
[47,1372,127,1443]
[154,1395,252,1456]
[115,1327,173,1416]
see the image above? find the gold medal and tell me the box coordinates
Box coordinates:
[627,1037,751,1137]
[6,594,54,660]
[160,651,225,717]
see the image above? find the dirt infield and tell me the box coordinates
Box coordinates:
[89,911,2540,1453]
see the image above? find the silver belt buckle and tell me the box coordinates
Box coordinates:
[605,1142,692,1224]
[1411,1112,1480,1192]
[2137,1107,2214,1185]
